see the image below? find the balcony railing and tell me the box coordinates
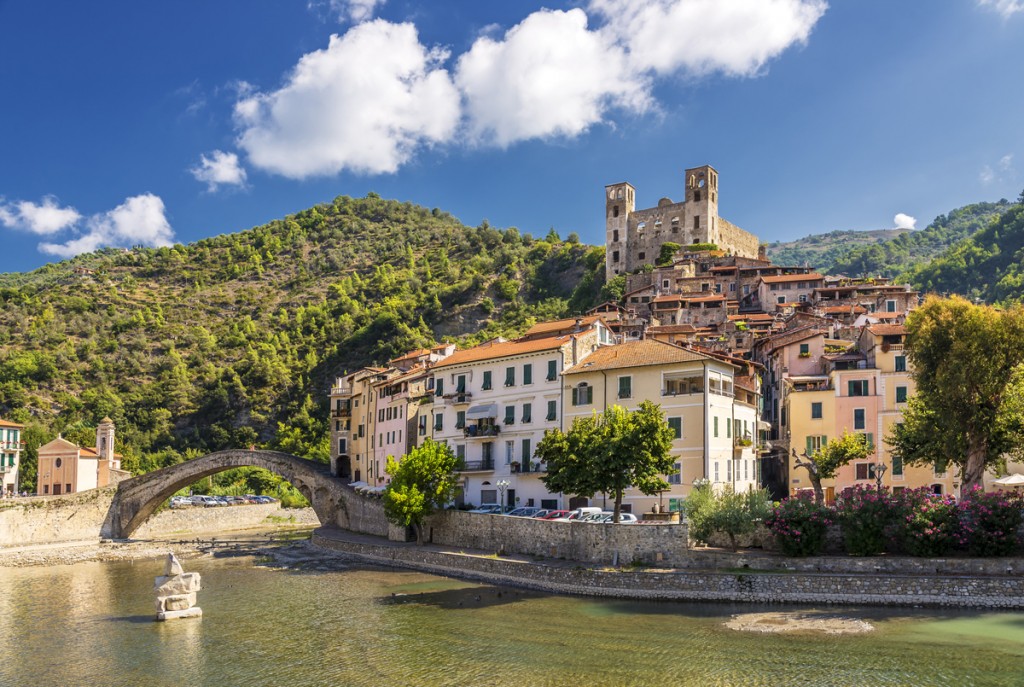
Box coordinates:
[330,385,352,396]
[463,425,501,438]
[511,462,546,474]
[459,459,494,472]
[444,393,472,405]
[331,407,352,418]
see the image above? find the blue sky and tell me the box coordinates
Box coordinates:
[1,0,1023,273]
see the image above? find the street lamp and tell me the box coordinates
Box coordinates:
[496,479,510,513]
[874,462,888,492]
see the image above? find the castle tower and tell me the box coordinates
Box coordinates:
[683,165,719,245]
[97,417,115,463]
[605,182,635,280]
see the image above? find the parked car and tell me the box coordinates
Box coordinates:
[530,509,553,519]
[538,510,570,520]
[189,495,215,506]
[552,507,603,522]
[593,512,638,524]
[169,496,191,508]
[468,504,502,514]
[505,507,541,517]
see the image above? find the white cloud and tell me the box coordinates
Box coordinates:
[980,165,995,184]
[999,153,1015,172]
[0,196,81,235]
[456,9,650,147]
[235,20,460,178]
[191,150,248,191]
[39,194,174,258]
[591,0,828,77]
[893,213,916,230]
[977,0,1024,19]
[981,153,1016,185]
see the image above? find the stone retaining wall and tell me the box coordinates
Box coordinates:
[424,510,690,566]
[0,487,117,545]
[312,529,1024,610]
[134,504,319,538]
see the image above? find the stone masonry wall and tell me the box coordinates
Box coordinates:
[717,218,759,259]
[313,530,1024,610]
[0,487,117,545]
[423,510,690,566]
[134,503,319,538]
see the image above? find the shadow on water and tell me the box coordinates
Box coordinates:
[104,615,157,625]
[378,585,536,611]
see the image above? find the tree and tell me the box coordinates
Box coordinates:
[382,439,461,542]
[656,242,681,266]
[792,431,872,504]
[889,296,1024,490]
[538,401,675,522]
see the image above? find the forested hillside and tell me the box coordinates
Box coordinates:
[767,201,1012,276]
[904,194,1024,303]
[0,194,609,488]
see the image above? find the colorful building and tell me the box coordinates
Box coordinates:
[0,418,24,496]
[35,418,127,496]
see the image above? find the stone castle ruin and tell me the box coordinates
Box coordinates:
[605,165,760,281]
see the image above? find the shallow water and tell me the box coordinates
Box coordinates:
[1,547,1022,687]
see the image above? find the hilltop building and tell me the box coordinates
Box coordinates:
[35,418,128,495]
[605,165,760,281]
[1,418,24,496]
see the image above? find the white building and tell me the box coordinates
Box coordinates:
[430,317,613,510]
[1,418,24,496]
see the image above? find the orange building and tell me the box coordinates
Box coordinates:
[36,418,128,495]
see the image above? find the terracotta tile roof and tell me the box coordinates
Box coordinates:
[521,315,604,338]
[729,313,774,321]
[0,418,24,428]
[761,273,825,285]
[432,335,573,369]
[761,326,828,352]
[708,265,738,272]
[652,294,682,304]
[389,348,431,364]
[564,339,720,375]
[867,324,907,336]
[647,324,698,335]
[820,305,867,314]
[873,312,903,320]
[682,294,727,303]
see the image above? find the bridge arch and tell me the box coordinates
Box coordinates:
[105,450,354,539]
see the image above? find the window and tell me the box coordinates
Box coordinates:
[481,489,497,504]
[522,439,532,462]
[667,417,682,439]
[854,408,866,430]
[638,252,646,260]
[714,462,719,482]
[521,403,532,423]
[667,463,682,485]
[482,442,493,462]
[572,383,593,406]
[618,376,632,399]
[338,438,347,454]
[726,419,731,438]
[456,375,466,393]
[811,402,823,419]
[456,411,466,429]
[612,250,620,263]
[857,433,875,450]
[613,205,619,217]
[546,400,557,421]
[886,299,897,313]
[418,416,427,436]
[848,380,869,396]
[505,367,515,387]
[358,424,365,438]
[727,459,732,481]
[523,364,533,385]
[892,454,904,476]
[612,229,619,242]
[777,296,786,305]
[799,294,808,303]
[504,405,515,425]
[743,284,750,295]
[694,216,700,229]
[482,370,492,390]
[547,360,557,381]
[663,280,670,289]
[895,356,907,372]
[456,444,466,460]
[855,463,875,480]
[713,416,719,438]
[434,413,443,432]
[896,386,908,403]
[506,441,514,464]
[805,435,827,454]
[435,378,444,397]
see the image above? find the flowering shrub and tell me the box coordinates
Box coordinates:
[764,493,833,556]
[835,485,899,556]
[957,486,1023,557]
[897,488,959,557]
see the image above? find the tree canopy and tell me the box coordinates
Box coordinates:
[889,296,1024,489]
[793,430,872,503]
[537,401,675,522]
[382,439,461,540]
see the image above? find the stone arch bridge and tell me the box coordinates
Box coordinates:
[104,449,387,539]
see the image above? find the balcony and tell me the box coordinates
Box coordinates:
[459,459,494,472]
[330,385,352,396]
[331,406,352,418]
[512,462,546,474]
[463,425,501,438]
[443,392,473,406]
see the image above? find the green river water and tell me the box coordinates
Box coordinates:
[2,543,1023,687]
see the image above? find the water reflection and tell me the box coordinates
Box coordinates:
[1,552,1023,687]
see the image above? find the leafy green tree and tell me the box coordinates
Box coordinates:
[889,296,1024,490]
[382,439,461,541]
[539,401,674,522]
[705,487,773,551]
[792,430,872,504]
[656,242,681,266]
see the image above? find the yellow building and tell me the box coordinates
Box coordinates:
[563,339,760,513]
[1,418,24,496]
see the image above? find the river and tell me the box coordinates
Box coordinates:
[2,538,1023,687]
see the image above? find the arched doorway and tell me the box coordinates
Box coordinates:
[337,456,351,480]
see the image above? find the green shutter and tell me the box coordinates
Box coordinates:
[806,436,813,456]
[483,371,492,390]
[522,403,532,423]
[547,400,557,420]
[547,360,557,381]
[571,387,578,406]
[505,367,515,386]
[867,433,874,450]
[436,379,444,396]
[523,364,532,385]
[522,439,531,461]
[848,380,855,396]
[668,417,682,439]
[505,405,515,424]
[714,416,719,437]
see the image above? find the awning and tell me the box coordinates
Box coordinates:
[466,403,499,420]
[993,473,1024,487]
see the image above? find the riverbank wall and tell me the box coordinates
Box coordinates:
[312,527,1024,610]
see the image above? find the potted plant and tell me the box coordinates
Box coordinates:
[510,461,521,473]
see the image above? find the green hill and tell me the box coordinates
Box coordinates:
[766,200,1012,276]
[0,194,608,487]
